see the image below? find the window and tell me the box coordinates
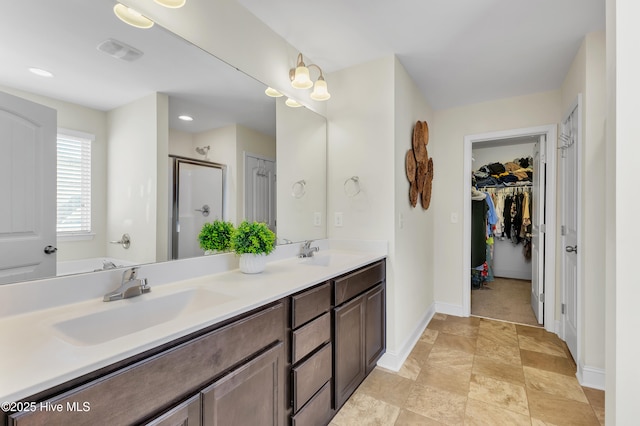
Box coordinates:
[57,129,93,238]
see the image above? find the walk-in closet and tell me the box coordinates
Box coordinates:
[470,137,542,326]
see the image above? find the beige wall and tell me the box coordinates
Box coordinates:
[431,91,562,308]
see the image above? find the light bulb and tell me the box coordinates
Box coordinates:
[310,78,331,101]
[291,66,313,89]
[113,3,154,29]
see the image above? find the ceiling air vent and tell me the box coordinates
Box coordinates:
[96,39,144,62]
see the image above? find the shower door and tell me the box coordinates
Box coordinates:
[170,157,225,260]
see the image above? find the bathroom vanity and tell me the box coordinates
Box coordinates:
[0,248,386,426]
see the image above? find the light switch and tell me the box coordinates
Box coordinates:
[313,212,322,227]
[450,212,458,223]
[334,212,343,227]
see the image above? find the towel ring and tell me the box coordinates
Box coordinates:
[344,176,361,197]
[291,180,306,198]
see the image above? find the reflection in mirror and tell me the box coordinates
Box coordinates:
[276,98,327,243]
[0,0,326,285]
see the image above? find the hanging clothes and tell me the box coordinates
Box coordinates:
[471,198,488,268]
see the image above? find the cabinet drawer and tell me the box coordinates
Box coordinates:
[291,282,331,328]
[292,311,331,363]
[334,261,385,305]
[292,342,332,412]
[291,381,332,426]
[8,303,285,426]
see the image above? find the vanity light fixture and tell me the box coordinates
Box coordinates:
[264,87,283,97]
[29,67,53,78]
[289,53,331,101]
[178,115,194,121]
[154,0,187,8]
[285,98,302,108]
[113,3,154,29]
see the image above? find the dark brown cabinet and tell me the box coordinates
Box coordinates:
[201,343,285,426]
[4,258,386,426]
[289,282,333,426]
[8,302,286,426]
[333,261,386,410]
[145,395,201,426]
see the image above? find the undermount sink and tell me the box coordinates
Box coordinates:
[300,251,363,267]
[51,288,234,346]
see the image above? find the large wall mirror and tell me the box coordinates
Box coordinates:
[0,0,327,285]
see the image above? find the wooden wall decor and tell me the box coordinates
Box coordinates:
[405,120,434,209]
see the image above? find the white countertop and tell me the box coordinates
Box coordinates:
[0,243,386,402]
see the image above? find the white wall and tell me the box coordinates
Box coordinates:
[276,98,327,243]
[195,125,238,223]
[431,91,562,310]
[0,85,109,262]
[561,32,607,386]
[390,57,435,364]
[168,128,195,158]
[107,93,168,264]
[606,0,640,422]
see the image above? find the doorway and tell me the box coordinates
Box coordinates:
[463,125,557,333]
[169,156,226,260]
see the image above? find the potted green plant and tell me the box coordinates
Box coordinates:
[231,221,276,273]
[198,220,235,254]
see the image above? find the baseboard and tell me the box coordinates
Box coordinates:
[377,303,435,372]
[577,363,605,390]
[434,301,465,317]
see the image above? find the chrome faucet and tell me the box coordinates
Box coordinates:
[299,240,320,258]
[103,267,150,302]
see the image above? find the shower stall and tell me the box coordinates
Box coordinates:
[168,155,226,260]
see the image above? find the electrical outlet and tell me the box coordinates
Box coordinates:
[334,212,343,227]
[313,212,322,227]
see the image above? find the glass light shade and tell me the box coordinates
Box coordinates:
[291,66,313,89]
[114,4,154,29]
[285,98,302,108]
[310,79,331,101]
[154,0,186,8]
[264,87,283,97]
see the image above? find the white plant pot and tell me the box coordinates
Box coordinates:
[239,253,267,274]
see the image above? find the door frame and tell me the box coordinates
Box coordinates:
[463,124,557,333]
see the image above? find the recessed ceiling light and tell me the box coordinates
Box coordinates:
[29,68,53,78]
[178,115,194,121]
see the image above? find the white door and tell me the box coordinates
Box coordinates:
[531,136,546,324]
[561,102,580,361]
[0,91,57,284]
[244,154,276,232]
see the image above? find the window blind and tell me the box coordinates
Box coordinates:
[57,132,92,234]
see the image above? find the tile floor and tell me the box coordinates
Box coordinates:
[331,314,605,425]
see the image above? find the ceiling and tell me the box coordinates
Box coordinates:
[237,0,606,110]
[0,0,275,136]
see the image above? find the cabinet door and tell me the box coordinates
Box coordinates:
[202,343,285,426]
[365,284,386,374]
[145,395,201,426]
[333,294,365,409]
